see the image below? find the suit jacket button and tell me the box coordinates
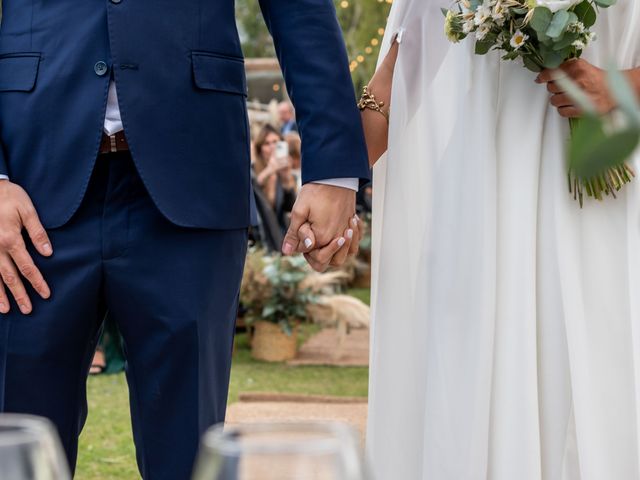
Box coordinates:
[110,0,122,4]
[94,61,109,76]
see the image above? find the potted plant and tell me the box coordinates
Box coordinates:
[240,249,317,362]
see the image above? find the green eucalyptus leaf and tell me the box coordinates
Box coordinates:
[540,48,565,69]
[546,10,571,39]
[552,32,580,50]
[593,0,617,8]
[530,7,553,34]
[475,40,494,55]
[607,67,640,127]
[570,122,640,178]
[572,1,596,27]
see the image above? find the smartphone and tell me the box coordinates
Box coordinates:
[275,141,289,161]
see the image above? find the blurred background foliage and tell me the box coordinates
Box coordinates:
[235,0,393,89]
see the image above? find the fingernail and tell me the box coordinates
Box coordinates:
[41,288,51,300]
[282,242,294,256]
[338,237,346,248]
[347,229,354,239]
[42,243,52,255]
[20,304,30,314]
[0,303,7,312]
[351,217,358,227]
[304,238,313,249]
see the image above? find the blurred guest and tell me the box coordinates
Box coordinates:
[89,347,106,375]
[278,101,298,135]
[285,132,302,190]
[89,315,126,375]
[253,125,298,232]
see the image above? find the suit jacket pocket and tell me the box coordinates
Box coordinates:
[191,52,247,97]
[0,53,41,92]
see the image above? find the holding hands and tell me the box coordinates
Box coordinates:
[281,184,360,273]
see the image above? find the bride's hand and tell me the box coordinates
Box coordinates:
[362,40,400,167]
[535,59,616,118]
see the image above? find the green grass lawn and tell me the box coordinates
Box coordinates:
[75,289,370,479]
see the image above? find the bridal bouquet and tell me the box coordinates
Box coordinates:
[443,0,636,206]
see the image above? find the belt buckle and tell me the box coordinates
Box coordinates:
[109,134,118,153]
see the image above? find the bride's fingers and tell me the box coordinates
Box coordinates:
[329,227,354,267]
[547,81,563,94]
[550,94,573,108]
[348,216,361,257]
[305,236,346,273]
[296,223,316,253]
[558,106,581,118]
[536,69,555,84]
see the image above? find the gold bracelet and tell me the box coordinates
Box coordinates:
[357,85,389,123]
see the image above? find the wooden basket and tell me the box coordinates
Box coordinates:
[251,321,298,362]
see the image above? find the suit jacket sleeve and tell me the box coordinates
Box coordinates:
[0,145,8,178]
[258,0,371,188]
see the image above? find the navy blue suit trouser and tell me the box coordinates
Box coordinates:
[0,152,248,479]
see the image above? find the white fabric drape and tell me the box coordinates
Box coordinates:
[367,1,640,479]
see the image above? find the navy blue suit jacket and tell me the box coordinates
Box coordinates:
[0,0,370,229]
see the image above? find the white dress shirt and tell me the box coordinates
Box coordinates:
[1,80,360,191]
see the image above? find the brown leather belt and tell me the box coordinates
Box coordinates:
[99,131,130,155]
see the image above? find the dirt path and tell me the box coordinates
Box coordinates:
[226,393,369,444]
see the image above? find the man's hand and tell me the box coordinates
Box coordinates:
[0,180,52,314]
[536,59,616,118]
[282,183,360,272]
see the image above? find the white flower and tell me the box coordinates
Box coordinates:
[463,20,475,34]
[474,0,494,26]
[510,29,529,49]
[492,1,506,24]
[534,0,582,13]
[476,23,492,40]
[572,40,585,49]
[567,21,585,34]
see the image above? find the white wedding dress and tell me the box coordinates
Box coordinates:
[367,0,640,479]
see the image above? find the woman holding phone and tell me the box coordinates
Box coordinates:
[252,124,298,232]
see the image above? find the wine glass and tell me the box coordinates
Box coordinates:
[0,414,71,480]
[192,422,366,480]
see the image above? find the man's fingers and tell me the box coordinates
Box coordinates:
[304,253,327,273]
[0,281,9,314]
[7,239,50,300]
[20,205,53,257]
[0,255,32,314]
[282,204,309,256]
[296,223,316,253]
